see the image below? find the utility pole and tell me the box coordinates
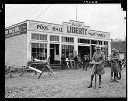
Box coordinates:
[76,4,77,21]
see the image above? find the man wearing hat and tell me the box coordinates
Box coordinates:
[83,55,90,71]
[88,45,105,88]
[110,48,119,82]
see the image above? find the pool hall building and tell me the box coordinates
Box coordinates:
[5,20,111,66]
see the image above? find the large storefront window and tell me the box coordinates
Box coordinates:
[31,43,47,60]
[62,37,74,43]
[50,35,59,42]
[98,40,102,45]
[31,33,47,40]
[104,41,108,45]
[62,45,74,58]
[78,38,90,44]
[91,40,98,44]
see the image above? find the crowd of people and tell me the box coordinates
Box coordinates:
[31,45,125,88]
[60,52,90,70]
[60,45,125,88]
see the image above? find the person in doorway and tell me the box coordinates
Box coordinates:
[61,54,66,70]
[88,45,105,88]
[82,55,87,70]
[110,48,119,82]
[83,55,90,71]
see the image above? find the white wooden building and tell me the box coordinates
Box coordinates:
[5,20,111,67]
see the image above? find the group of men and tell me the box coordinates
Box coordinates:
[60,45,123,88]
[88,45,123,88]
[61,53,90,70]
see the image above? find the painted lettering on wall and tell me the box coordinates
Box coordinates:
[5,23,27,38]
[37,24,49,30]
[97,33,105,38]
[52,26,63,32]
[27,20,109,40]
[67,26,87,35]
[72,22,82,27]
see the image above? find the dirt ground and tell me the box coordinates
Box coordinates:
[5,67,126,98]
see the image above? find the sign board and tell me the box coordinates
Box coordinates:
[28,21,63,34]
[5,23,27,38]
[28,20,110,40]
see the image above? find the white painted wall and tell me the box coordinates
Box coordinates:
[5,34,27,67]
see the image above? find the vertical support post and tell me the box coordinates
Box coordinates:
[90,40,92,61]
[76,4,77,21]
[74,37,78,55]
[94,64,97,89]
[108,41,111,60]
[59,36,62,66]
[47,34,50,60]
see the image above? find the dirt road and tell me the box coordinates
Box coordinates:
[5,67,126,98]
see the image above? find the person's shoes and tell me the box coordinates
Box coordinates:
[115,80,118,82]
[117,77,121,80]
[114,79,118,82]
[88,85,92,88]
[110,79,114,82]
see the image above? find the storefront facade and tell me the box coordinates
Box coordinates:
[5,20,111,66]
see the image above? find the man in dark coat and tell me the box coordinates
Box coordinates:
[83,55,90,71]
[61,54,66,70]
[88,45,105,88]
[110,48,120,82]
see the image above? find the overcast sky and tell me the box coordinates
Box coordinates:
[5,4,126,40]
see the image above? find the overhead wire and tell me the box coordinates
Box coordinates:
[34,4,52,21]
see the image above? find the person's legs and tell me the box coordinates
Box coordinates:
[83,62,85,70]
[75,61,78,69]
[62,62,64,70]
[118,65,121,79]
[99,75,101,88]
[88,75,94,88]
[70,60,73,68]
[114,72,118,82]
[85,62,88,71]
[119,72,121,79]
[79,62,82,68]
[110,72,113,82]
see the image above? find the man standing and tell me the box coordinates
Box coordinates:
[116,50,122,80]
[88,45,105,88]
[110,48,119,82]
[61,54,66,70]
[83,55,90,71]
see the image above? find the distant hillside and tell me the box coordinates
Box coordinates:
[111,41,126,53]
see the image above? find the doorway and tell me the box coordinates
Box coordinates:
[50,49,54,64]
[50,44,59,64]
[78,46,90,58]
